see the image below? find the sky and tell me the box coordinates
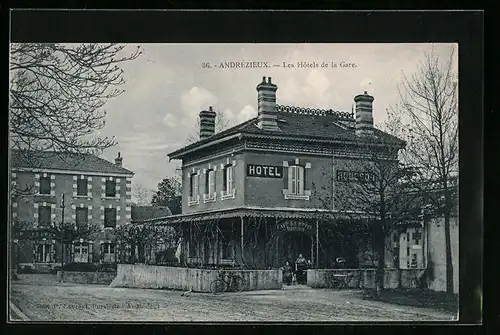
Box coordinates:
[95,43,458,194]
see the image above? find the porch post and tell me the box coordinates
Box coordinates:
[310,235,314,268]
[215,220,219,266]
[316,219,319,268]
[240,216,244,264]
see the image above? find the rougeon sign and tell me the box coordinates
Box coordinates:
[247,164,283,178]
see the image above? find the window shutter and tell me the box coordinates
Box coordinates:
[283,166,289,190]
[227,166,233,192]
[194,175,199,197]
[290,166,298,194]
[298,166,305,194]
[230,166,234,191]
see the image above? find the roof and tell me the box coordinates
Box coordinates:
[143,206,377,224]
[131,205,172,223]
[10,149,134,175]
[168,105,405,159]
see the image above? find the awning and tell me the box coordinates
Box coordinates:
[144,207,376,225]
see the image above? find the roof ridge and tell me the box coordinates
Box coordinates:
[276,104,354,119]
[10,149,134,174]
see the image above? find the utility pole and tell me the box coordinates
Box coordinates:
[60,193,65,268]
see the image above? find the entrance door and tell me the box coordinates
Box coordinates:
[74,244,89,263]
[281,232,313,265]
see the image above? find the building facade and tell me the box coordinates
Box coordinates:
[10,150,134,272]
[157,77,406,270]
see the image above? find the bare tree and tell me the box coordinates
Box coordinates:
[9,43,141,164]
[131,183,155,206]
[186,108,230,144]
[312,140,416,294]
[388,47,458,294]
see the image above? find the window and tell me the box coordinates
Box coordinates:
[104,208,117,228]
[39,176,51,195]
[288,165,304,195]
[76,207,88,226]
[74,243,89,263]
[189,173,199,198]
[203,169,216,203]
[101,243,115,263]
[77,178,88,196]
[206,170,215,195]
[38,206,51,226]
[105,180,116,197]
[35,243,53,263]
[223,165,233,193]
[413,229,422,245]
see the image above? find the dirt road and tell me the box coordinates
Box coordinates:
[9,274,456,322]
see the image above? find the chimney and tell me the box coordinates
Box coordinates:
[115,152,123,167]
[199,106,217,140]
[354,91,374,136]
[256,76,280,131]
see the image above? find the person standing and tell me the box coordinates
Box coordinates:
[295,254,307,284]
[281,261,293,285]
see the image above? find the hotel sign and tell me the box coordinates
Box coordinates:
[247,164,283,178]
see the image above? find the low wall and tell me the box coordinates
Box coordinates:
[110,264,283,293]
[57,271,117,285]
[307,268,427,289]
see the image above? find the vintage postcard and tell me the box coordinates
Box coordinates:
[9,41,459,322]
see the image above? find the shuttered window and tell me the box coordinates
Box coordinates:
[205,170,215,195]
[224,165,233,193]
[288,165,305,195]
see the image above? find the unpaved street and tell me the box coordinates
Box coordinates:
[10,274,456,322]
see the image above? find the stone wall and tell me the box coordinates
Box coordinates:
[110,264,282,292]
[57,271,117,285]
[307,268,427,289]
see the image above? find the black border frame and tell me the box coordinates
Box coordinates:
[4,8,484,334]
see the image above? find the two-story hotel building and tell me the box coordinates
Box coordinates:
[157,77,406,270]
[10,150,134,272]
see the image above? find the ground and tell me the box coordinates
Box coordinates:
[9,274,457,322]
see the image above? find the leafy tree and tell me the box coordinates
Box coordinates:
[151,177,182,215]
[11,218,100,266]
[112,222,180,264]
[9,43,141,164]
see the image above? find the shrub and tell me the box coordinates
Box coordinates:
[62,262,98,272]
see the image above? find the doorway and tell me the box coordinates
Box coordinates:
[280,231,313,266]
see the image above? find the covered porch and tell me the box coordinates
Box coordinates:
[149,207,377,270]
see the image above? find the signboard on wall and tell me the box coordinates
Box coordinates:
[336,170,376,183]
[277,221,312,233]
[247,164,283,178]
